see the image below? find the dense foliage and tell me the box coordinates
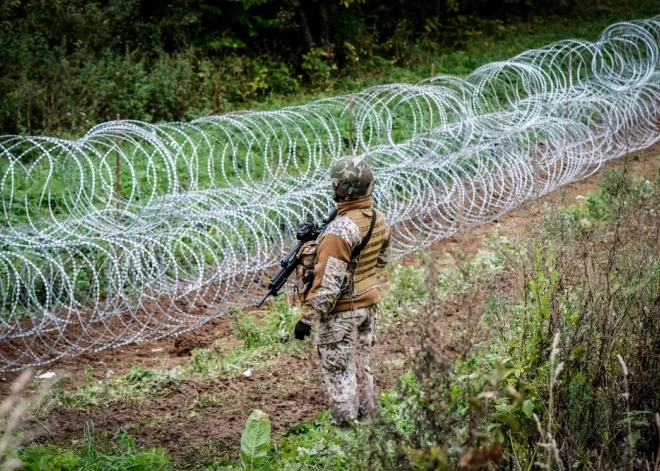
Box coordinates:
[0,0,650,135]
[369,167,660,470]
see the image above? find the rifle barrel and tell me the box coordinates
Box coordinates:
[256,292,271,308]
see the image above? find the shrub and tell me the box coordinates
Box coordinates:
[0,0,643,135]
[368,168,660,469]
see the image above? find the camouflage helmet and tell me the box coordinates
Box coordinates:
[329,155,375,201]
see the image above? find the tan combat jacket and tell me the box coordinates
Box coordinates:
[300,196,392,324]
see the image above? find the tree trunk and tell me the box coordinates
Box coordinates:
[318,0,330,51]
[297,5,316,50]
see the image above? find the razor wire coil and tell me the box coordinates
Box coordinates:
[1,18,660,371]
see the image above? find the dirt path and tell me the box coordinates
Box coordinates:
[12,147,660,468]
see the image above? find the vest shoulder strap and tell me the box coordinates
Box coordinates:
[350,210,377,259]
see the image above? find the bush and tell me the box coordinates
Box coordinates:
[0,0,644,135]
[0,47,302,135]
[368,168,660,469]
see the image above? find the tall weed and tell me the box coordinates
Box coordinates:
[368,169,660,469]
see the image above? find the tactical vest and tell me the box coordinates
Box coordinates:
[340,208,386,298]
[294,208,386,304]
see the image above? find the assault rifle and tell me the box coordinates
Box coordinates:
[256,207,338,308]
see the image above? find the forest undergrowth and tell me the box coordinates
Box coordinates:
[2,0,657,136]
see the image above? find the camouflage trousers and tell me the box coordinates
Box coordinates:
[316,305,377,425]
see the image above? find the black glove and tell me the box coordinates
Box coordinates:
[294,320,312,340]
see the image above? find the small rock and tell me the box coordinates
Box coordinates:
[38,372,56,380]
[243,368,253,378]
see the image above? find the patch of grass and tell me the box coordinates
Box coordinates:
[379,237,510,330]
[557,166,658,234]
[19,430,171,471]
[40,365,184,411]
[189,394,221,410]
[188,298,305,378]
[40,299,305,411]
[378,263,428,325]
[136,412,178,431]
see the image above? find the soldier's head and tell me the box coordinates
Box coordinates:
[329,155,375,202]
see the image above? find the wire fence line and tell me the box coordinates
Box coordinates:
[1,17,659,371]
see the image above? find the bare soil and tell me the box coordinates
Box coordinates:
[8,147,660,468]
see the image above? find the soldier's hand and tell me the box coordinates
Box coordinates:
[294,320,312,340]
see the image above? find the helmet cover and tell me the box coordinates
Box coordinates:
[329,156,375,201]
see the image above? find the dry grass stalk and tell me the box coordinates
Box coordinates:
[617,354,634,471]
[534,333,565,471]
[0,369,54,470]
[654,413,660,471]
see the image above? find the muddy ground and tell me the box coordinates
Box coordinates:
[8,147,660,468]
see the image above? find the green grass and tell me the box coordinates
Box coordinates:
[188,298,304,377]
[18,430,171,471]
[379,236,510,330]
[40,364,185,411]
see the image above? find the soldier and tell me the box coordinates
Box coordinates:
[293,155,392,426]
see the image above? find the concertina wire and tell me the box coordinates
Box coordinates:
[1,17,660,371]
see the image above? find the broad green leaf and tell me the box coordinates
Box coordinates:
[240,410,271,469]
[495,403,514,413]
[493,359,507,381]
[493,412,520,431]
[522,399,535,418]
